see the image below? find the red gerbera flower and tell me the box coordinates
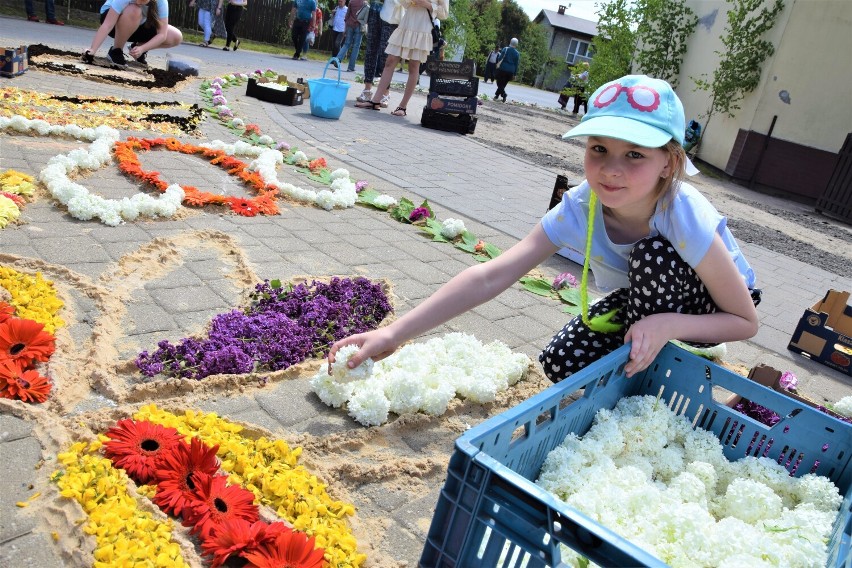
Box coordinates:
[202,519,291,568]
[0,358,51,403]
[182,473,259,542]
[0,302,14,324]
[228,197,258,217]
[103,419,183,485]
[0,318,56,365]
[241,528,326,568]
[307,157,327,172]
[153,437,221,517]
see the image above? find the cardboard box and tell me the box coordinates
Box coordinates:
[245,77,305,106]
[1,46,27,78]
[788,289,852,376]
[426,92,477,115]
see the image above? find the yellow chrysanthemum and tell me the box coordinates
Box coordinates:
[52,440,187,567]
[0,169,34,196]
[137,404,367,567]
[0,194,20,228]
[0,266,65,333]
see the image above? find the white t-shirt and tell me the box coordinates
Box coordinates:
[541,180,756,291]
[101,0,170,23]
[332,5,348,31]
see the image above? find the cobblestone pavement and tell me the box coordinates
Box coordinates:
[0,17,850,567]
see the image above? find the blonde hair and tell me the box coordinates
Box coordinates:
[656,140,687,200]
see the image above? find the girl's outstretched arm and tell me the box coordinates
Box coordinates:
[623,233,759,376]
[329,223,560,370]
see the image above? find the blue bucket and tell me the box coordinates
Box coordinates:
[307,58,351,119]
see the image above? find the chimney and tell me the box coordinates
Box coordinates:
[558,5,566,14]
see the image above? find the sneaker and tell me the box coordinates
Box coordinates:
[106,46,127,67]
[299,56,307,61]
[81,50,94,64]
[27,15,39,22]
[330,59,338,68]
[356,90,372,102]
[379,94,389,108]
[46,18,64,25]
[233,39,240,51]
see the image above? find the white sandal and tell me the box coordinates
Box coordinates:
[356,90,373,103]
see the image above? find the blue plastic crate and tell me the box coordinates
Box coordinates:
[421,343,852,567]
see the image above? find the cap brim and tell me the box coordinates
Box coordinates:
[563,115,673,148]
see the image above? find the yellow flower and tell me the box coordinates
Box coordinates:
[0,266,65,333]
[0,194,20,228]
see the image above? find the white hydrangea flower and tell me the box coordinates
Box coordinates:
[834,395,852,417]
[231,118,245,128]
[292,150,308,162]
[373,194,397,208]
[257,134,274,145]
[440,218,466,239]
[310,372,356,408]
[329,168,350,181]
[330,344,373,383]
[347,382,390,427]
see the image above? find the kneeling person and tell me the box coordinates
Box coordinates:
[83,0,183,67]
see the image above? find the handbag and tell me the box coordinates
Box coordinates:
[496,47,505,69]
[355,3,370,32]
[426,9,442,49]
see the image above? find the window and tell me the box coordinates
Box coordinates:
[565,38,590,64]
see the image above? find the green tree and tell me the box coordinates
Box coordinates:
[633,0,697,88]
[498,0,529,48]
[518,22,549,84]
[692,0,784,153]
[464,0,502,68]
[588,0,635,93]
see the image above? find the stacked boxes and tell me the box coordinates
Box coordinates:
[245,76,306,106]
[1,46,28,78]
[788,289,852,376]
[420,59,478,135]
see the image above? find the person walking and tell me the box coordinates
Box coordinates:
[83,0,183,67]
[333,0,366,72]
[332,74,760,384]
[356,0,402,107]
[289,0,317,60]
[483,45,500,83]
[493,38,520,102]
[25,0,64,24]
[189,0,216,46]
[354,0,448,117]
[571,61,590,116]
[329,0,347,54]
[217,0,246,51]
[301,5,322,59]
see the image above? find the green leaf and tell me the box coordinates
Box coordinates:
[356,188,390,210]
[390,197,416,223]
[519,277,554,297]
[419,218,450,242]
[557,287,582,306]
[577,556,590,568]
[270,279,282,289]
[562,304,582,316]
[482,243,502,259]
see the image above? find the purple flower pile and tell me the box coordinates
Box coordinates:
[135,277,393,380]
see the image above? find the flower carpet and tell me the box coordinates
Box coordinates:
[2,56,848,568]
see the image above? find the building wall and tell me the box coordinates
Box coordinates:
[675,0,852,200]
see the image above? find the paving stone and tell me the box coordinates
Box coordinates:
[0,415,33,443]
[0,531,64,567]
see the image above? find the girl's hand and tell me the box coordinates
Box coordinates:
[129,45,145,59]
[622,314,673,378]
[327,328,400,375]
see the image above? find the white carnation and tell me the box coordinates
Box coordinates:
[440,218,466,239]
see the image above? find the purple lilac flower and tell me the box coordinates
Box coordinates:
[136,277,392,380]
[734,400,781,427]
[552,272,578,290]
[276,141,291,152]
[218,109,234,118]
[355,180,368,193]
[778,371,798,391]
[409,207,430,222]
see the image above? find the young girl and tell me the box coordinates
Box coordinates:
[331,75,759,380]
[82,0,183,67]
[354,0,449,117]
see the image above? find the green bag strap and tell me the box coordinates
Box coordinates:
[580,191,624,334]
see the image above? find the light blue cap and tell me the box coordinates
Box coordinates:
[563,75,685,147]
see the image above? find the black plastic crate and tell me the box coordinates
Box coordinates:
[429,75,479,97]
[420,107,477,135]
[426,93,478,115]
[246,78,304,106]
[423,58,475,79]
